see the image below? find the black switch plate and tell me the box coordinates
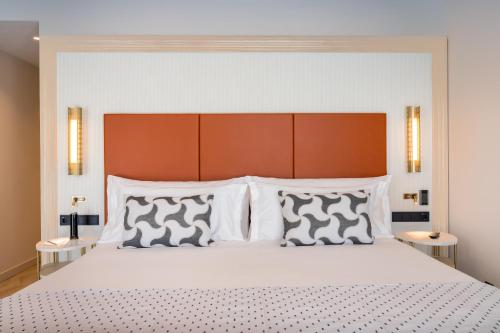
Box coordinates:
[420,190,429,205]
[392,211,430,222]
[60,214,99,226]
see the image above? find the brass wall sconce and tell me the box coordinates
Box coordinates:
[68,107,83,175]
[406,106,421,173]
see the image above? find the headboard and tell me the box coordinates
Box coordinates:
[104,113,386,219]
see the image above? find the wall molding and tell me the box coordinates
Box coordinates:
[0,257,36,283]
[39,36,448,248]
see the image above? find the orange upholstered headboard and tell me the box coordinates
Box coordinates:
[104,113,386,220]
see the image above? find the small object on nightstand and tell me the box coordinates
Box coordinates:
[70,196,86,239]
[395,231,458,268]
[70,213,79,239]
[429,231,440,239]
[35,237,97,280]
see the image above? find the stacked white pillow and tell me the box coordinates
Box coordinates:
[99,175,249,244]
[247,175,392,241]
[101,174,392,245]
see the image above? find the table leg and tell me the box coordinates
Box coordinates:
[454,244,457,268]
[432,246,440,257]
[36,251,41,280]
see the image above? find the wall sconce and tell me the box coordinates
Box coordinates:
[406,106,421,173]
[68,107,83,175]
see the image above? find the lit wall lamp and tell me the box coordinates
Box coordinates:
[68,107,83,175]
[406,106,421,173]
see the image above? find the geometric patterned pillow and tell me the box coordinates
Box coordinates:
[119,194,214,248]
[278,190,373,247]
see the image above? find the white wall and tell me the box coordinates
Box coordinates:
[56,52,432,238]
[447,1,500,286]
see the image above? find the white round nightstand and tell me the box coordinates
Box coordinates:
[36,237,97,279]
[395,231,458,268]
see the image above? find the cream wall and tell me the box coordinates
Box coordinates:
[0,50,40,278]
[447,2,500,286]
[1,0,499,284]
[56,52,432,239]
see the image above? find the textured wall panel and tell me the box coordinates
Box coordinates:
[56,52,432,237]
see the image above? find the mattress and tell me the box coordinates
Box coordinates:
[2,239,500,332]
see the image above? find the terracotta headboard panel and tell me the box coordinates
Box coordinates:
[200,114,294,180]
[104,113,386,220]
[294,113,386,178]
[104,114,199,181]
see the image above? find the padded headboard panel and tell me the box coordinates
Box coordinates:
[294,113,386,178]
[200,114,294,180]
[104,113,386,216]
[104,114,199,181]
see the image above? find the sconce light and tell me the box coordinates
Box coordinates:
[68,107,83,175]
[406,106,421,173]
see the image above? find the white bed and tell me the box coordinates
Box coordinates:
[24,239,472,292]
[3,173,500,331]
[3,238,499,332]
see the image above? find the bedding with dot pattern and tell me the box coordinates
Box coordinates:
[1,282,500,332]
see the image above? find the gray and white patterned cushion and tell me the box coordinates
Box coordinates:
[278,190,373,246]
[120,194,214,248]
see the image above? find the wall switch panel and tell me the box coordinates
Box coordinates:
[420,190,429,205]
[392,211,430,222]
[60,214,99,226]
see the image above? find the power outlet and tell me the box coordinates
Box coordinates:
[392,211,430,222]
[60,214,99,226]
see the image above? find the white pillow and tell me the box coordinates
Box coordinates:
[248,175,392,241]
[100,175,249,243]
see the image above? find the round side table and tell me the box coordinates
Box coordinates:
[35,237,97,279]
[395,231,458,268]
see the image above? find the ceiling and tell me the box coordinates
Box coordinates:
[0,21,39,66]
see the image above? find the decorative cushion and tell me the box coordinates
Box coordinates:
[247,175,392,241]
[278,190,373,246]
[120,194,214,248]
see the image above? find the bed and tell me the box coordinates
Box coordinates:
[4,239,500,332]
[1,113,499,332]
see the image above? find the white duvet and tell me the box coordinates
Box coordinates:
[3,239,500,333]
[24,239,472,292]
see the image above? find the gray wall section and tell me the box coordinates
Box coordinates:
[1,0,499,285]
[0,0,447,35]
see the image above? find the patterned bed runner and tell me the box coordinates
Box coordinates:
[1,282,499,332]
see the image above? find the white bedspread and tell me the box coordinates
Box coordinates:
[3,239,499,332]
[23,239,473,292]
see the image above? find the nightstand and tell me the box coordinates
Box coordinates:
[395,231,458,268]
[35,237,97,279]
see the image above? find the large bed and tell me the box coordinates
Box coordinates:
[1,113,499,332]
[4,239,499,332]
